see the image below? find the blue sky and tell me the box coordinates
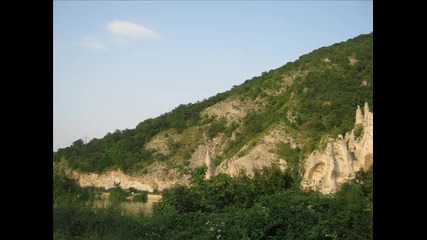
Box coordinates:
[54,0,373,151]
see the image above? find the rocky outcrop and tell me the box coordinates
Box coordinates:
[205,147,216,179]
[348,103,373,171]
[70,169,154,192]
[215,144,287,177]
[215,125,294,177]
[202,98,262,122]
[68,161,190,192]
[145,133,170,156]
[300,102,373,194]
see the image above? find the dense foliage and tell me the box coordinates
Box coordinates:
[53,166,373,239]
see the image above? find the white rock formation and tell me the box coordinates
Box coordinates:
[70,169,154,192]
[215,125,292,177]
[216,144,285,177]
[301,102,373,194]
[205,147,216,179]
[67,160,191,192]
[355,105,364,125]
[348,102,374,171]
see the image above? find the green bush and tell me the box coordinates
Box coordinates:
[213,156,224,166]
[133,191,148,203]
[276,142,301,171]
[207,118,227,139]
[161,185,200,213]
[354,124,364,139]
[109,183,128,204]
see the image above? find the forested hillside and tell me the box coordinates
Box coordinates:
[54,32,373,239]
[54,33,373,177]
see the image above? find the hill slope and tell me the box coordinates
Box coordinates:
[54,32,373,194]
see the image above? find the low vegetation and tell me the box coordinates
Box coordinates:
[54,165,373,239]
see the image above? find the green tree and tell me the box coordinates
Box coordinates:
[161,185,199,213]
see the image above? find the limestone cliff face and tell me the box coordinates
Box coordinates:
[348,103,373,171]
[215,125,294,177]
[300,102,373,194]
[216,144,285,177]
[69,161,190,192]
[70,169,154,192]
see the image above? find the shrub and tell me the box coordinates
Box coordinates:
[109,183,128,204]
[213,156,224,166]
[208,118,227,139]
[354,124,364,139]
[133,191,148,203]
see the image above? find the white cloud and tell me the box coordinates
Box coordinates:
[107,20,160,40]
[82,36,107,51]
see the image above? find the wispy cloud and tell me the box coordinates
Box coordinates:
[82,36,107,51]
[107,20,161,40]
